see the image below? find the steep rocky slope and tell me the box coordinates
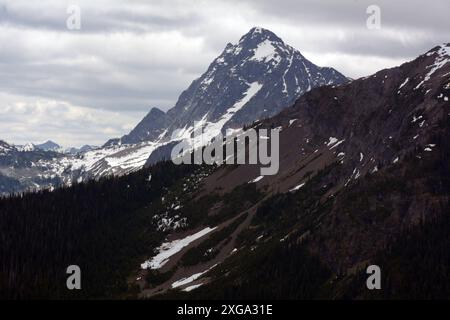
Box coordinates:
[132,43,450,298]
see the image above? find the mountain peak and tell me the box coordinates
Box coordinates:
[107,27,347,164]
[239,27,284,46]
[35,140,61,152]
[119,107,170,145]
[18,143,36,152]
[148,107,166,117]
[43,140,59,146]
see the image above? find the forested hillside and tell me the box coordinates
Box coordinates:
[0,162,201,299]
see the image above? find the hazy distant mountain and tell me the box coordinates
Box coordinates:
[35,140,61,152]
[0,140,64,194]
[65,145,98,155]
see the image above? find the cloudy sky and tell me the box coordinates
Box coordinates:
[0,0,448,147]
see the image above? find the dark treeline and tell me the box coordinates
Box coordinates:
[157,236,333,300]
[0,162,198,299]
[343,211,450,300]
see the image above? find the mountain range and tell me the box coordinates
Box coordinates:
[1,35,449,299]
[0,28,348,195]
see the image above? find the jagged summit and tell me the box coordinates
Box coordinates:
[120,107,170,145]
[238,27,284,45]
[116,27,348,148]
[0,28,349,193]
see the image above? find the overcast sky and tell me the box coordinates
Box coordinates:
[0,0,448,147]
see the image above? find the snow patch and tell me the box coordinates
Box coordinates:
[328,138,345,150]
[172,264,217,289]
[141,227,216,270]
[326,137,338,147]
[250,39,279,63]
[415,45,450,89]
[183,283,204,292]
[412,115,423,123]
[399,77,409,90]
[248,175,264,183]
[289,182,305,192]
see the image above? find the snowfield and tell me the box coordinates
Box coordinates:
[141,227,217,270]
[250,39,280,65]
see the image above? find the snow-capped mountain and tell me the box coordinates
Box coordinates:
[0,27,348,195]
[17,143,36,152]
[65,145,98,155]
[0,140,65,194]
[90,27,348,173]
[34,141,97,155]
[116,27,348,146]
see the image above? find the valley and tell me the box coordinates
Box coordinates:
[1,28,449,300]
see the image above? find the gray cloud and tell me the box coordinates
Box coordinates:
[242,0,449,60]
[0,0,448,147]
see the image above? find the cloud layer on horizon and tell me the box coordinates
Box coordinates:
[0,0,448,147]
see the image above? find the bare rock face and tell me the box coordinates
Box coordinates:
[199,43,450,272]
